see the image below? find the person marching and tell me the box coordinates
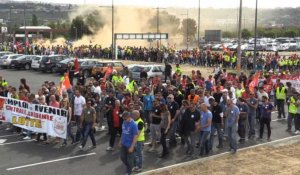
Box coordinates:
[132,110,145,173]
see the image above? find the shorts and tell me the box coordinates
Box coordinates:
[150,123,160,141]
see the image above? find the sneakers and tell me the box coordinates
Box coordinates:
[100,126,105,131]
[230,149,237,154]
[23,136,31,140]
[132,166,142,172]
[79,145,83,150]
[294,130,300,135]
[106,146,114,151]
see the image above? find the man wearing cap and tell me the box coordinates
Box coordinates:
[246,92,258,139]
[258,95,273,141]
[143,87,155,133]
[167,94,180,147]
[224,99,240,154]
[209,97,224,149]
[237,97,249,143]
[79,99,97,150]
[119,112,138,175]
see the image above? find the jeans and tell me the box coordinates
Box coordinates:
[81,122,96,147]
[199,131,210,155]
[209,123,223,149]
[238,119,247,139]
[277,100,286,118]
[134,141,144,168]
[160,128,168,155]
[228,124,238,151]
[63,123,75,144]
[248,113,256,137]
[74,115,82,142]
[120,145,134,174]
[169,121,178,145]
[183,131,196,154]
[143,110,151,129]
[259,117,271,138]
[109,127,122,147]
[287,113,297,131]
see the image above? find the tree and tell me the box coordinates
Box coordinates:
[241,29,252,39]
[222,31,235,38]
[147,11,180,35]
[31,14,38,26]
[70,16,92,40]
[180,18,197,44]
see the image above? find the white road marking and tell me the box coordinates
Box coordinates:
[139,135,300,175]
[0,134,18,138]
[272,118,287,122]
[0,139,7,144]
[7,152,97,171]
[0,140,33,146]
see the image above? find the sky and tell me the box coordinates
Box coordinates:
[13,0,300,9]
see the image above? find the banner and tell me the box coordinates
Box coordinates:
[0,97,68,139]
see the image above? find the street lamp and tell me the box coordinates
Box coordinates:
[99,0,114,59]
[197,0,200,47]
[253,0,258,70]
[73,27,78,41]
[237,0,243,74]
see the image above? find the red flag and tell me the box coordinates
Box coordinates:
[249,71,261,92]
[74,58,80,74]
[63,73,71,90]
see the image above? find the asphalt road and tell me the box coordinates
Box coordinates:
[0,68,296,175]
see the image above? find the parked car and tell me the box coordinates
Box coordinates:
[0,54,23,69]
[10,55,36,70]
[266,43,278,52]
[0,51,13,57]
[91,61,125,77]
[39,55,68,73]
[55,58,75,74]
[31,55,45,70]
[129,65,165,82]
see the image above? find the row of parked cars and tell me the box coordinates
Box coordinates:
[0,52,126,77]
[0,51,168,82]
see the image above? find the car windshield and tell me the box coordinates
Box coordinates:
[15,55,27,60]
[60,58,74,63]
[41,56,49,62]
[131,66,151,72]
[1,55,8,59]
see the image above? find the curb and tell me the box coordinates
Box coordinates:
[138,135,300,175]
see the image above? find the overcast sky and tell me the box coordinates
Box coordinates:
[13,0,300,9]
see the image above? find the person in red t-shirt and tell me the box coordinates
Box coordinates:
[106,100,124,151]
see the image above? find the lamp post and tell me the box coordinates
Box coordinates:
[237,0,243,74]
[253,0,258,70]
[197,0,200,47]
[99,0,114,59]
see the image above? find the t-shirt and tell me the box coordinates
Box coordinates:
[200,111,212,132]
[237,103,249,120]
[260,102,273,119]
[74,96,86,116]
[167,101,179,120]
[226,105,240,127]
[297,99,300,114]
[213,93,223,103]
[82,107,96,123]
[211,104,223,124]
[181,108,201,134]
[113,107,122,127]
[248,98,258,114]
[121,119,138,148]
[152,106,162,124]
[143,95,154,111]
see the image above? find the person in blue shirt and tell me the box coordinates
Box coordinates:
[225,99,240,154]
[143,87,154,132]
[119,112,138,175]
[198,103,212,156]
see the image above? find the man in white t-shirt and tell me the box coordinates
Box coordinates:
[74,89,86,143]
[92,81,101,96]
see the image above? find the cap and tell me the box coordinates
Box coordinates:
[221,89,228,93]
[167,94,174,99]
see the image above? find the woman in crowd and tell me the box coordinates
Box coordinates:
[159,103,171,158]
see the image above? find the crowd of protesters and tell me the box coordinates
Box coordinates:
[0,53,300,174]
[1,42,300,74]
